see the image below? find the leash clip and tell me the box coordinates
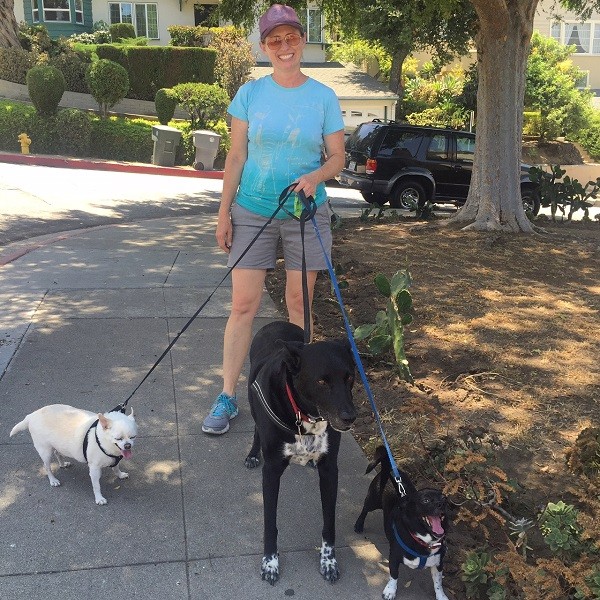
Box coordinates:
[394,475,407,497]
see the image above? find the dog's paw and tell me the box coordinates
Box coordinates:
[320,542,340,583]
[95,496,108,505]
[354,518,365,533]
[117,471,129,479]
[261,554,279,585]
[61,461,72,469]
[244,455,260,469]
[382,577,398,600]
[49,477,61,487]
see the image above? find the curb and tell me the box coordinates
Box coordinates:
[0,151,224,179]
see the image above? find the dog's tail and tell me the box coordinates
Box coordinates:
[365,445,392,495]
[9,417,29,437]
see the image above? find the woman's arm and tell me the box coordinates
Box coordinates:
[293,129,345,199]
[216,117,248,252]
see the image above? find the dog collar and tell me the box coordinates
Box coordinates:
[83,420,122,467]
[392,522,441,569]
[285,382,322,433]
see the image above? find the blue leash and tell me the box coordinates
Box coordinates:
[297,191,407,497]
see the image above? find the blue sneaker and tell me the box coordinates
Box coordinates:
[202,392,238,435]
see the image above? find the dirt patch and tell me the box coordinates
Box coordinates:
[521,139,585,165]
[265,216,599,598]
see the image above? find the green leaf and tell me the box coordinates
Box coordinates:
[390,269,411,294]
[374,273,391,296]
[368,334,392,354]
[354,323,377,340]
[395,289,412,313]
[375,310,389,327]
[401,313,413,325]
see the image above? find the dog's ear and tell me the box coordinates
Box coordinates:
[98,413,110,429]
[335,338,355,365]
[275,339,304,375]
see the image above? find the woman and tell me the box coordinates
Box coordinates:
[202,3,346,434]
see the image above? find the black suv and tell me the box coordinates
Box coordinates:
[338,121,540,214]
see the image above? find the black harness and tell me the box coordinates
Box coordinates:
[82,405,126,466]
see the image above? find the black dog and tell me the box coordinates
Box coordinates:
[354,446,449,600]
[245,321,356,585]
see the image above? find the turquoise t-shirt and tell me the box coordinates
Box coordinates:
[228,75,344,218]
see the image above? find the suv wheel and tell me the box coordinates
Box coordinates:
[521,187,541,216]
[390,180,426,210]
[361,192,387,206]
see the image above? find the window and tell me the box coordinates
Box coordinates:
[43,0,70,22]
[32,0,39,21]
[379,130,421,158]
[575,71,590,89]
[456,135,475,162]
[74,0,83,23]
[427,135,449,161]
[550,20,600,54]
[299,7,323,43]
[109,2,158,39]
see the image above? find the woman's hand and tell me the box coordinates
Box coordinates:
[293,171,321,200]
[216,211,233,253]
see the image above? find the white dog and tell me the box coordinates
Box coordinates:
[10,404,137,505]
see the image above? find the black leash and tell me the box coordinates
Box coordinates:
[115,183,300,411]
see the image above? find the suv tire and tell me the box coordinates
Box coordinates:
[521,186,541,215]
[361,191,387,206]
[390,180,426,210]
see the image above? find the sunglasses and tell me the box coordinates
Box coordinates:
[265,33,303,50]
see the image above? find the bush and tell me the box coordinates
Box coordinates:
[109,23,136,42]
[55,108,93,155]
[523,111,541,137]
[90,116,154,162]
[86,59,129,117]
[26,64,66,116]
[167,25,254,100]
[0,47,35,84]
[0,100,36,152]
[172,82,229,129]
[154,88,178,125]
[49,50,91,94]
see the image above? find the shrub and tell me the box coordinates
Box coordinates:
[109,23,135,42]
[0,100,36,152]
[167,25,254,100]
[523,111,541,137]
[86,59,130,117]
[0,47,35,84]
[49,50,91,93]
[90,116,154,162]
[55,108,93,155]
[155,88,178,125]
[26,64,66,116]
[172,82,229,129]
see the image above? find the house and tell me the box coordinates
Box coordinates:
[534,0,600,99]
[11,0,398,128]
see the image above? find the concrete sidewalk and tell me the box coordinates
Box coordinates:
[0,215,437,599]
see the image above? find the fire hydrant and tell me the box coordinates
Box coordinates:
[18,132,31,154]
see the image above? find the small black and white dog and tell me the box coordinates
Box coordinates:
[355,446,449,600]
[245,321,356,585]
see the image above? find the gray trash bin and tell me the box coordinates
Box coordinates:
[151,125,182,167]
[192,129,221,170]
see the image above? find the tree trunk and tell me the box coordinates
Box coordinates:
[388,47,410,121]
[0,0,20,49]
[450,0,539,232]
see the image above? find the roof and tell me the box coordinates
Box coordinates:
[251,62,398,101]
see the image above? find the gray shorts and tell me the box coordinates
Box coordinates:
[227,202,333,270]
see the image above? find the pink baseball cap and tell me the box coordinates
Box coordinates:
[259,4,304,40]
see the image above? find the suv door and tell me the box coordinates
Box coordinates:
[453,133,475,201]
[375,128,424,182]
[424,133,456,200]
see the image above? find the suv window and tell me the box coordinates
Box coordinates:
[345,122,382,155]
[378,130,421,158]
[427,134,450,160]
[456,134,475,162]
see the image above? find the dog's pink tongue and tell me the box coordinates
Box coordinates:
[121,449,133,460]
[429,516,444,535]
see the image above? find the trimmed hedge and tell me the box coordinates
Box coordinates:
[95,45,216,100]
[0,99,230,165]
